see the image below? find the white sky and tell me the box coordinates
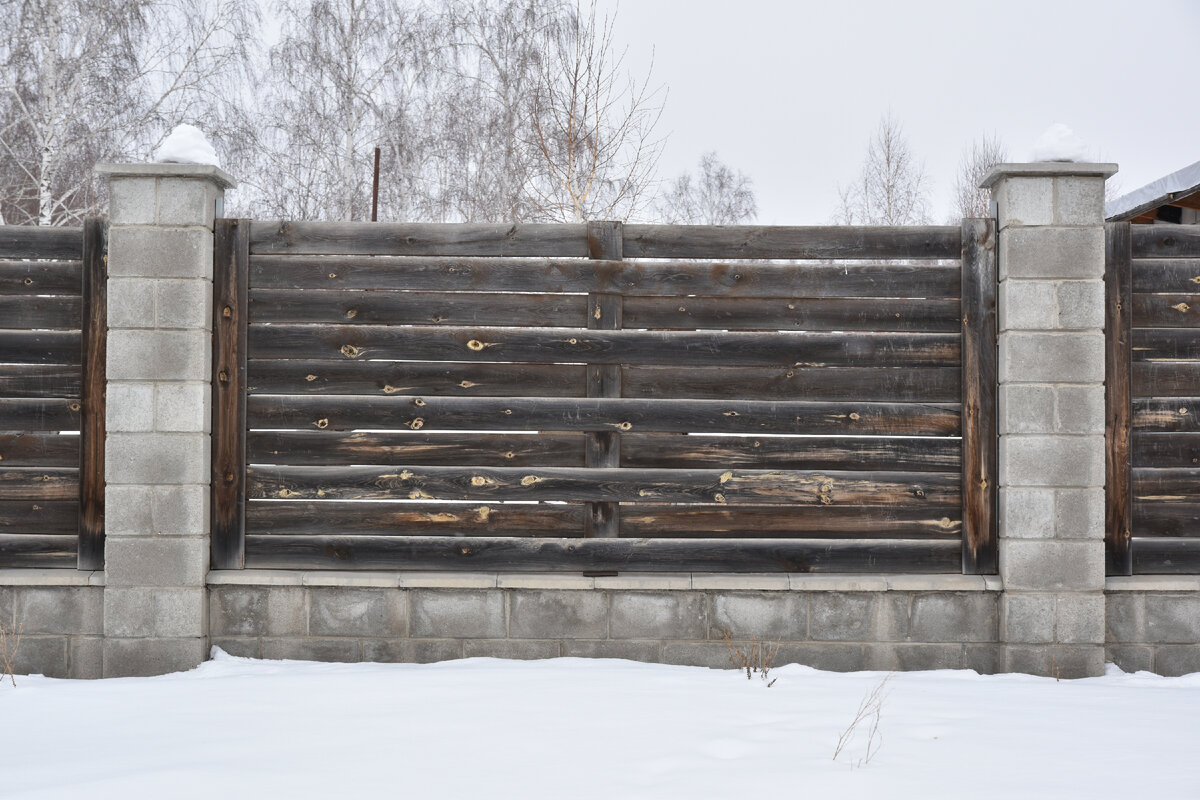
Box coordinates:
[600,0,1200,224]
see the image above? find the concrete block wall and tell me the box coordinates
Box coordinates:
[1106,579,1200,676]
[0,575,104,678]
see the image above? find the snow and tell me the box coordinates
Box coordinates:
[2,652,1198,798]
[1107,158,1200,221]
[1030,123,1088,163]
[153,124,221,167]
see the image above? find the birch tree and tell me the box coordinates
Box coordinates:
[658,151,757,225]
[952,133,1006,219]
[835,112,930,226]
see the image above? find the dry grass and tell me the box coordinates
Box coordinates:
[833,673,891,767]
[721,629,780,688]
[0,621,22,687]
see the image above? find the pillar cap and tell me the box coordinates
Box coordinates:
[981,162,1117,190]
[95,162,237,190]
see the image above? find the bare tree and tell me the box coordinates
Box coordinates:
[952,133,1007,219]
[835,112,929,226]
[658,151,757,225]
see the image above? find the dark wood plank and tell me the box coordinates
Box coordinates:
[247,395,961,436]
[0,433,80,466]
[249,289,586,327]
[0,535,77,568]
[250,221,590,256]
[248,431,586,467]
[1132,501,1200,537]
[1130,226,1200,259]
[248,465,960,506]
[1132,398,1200,432]
[0,226,81,260]
[1131,259,1200,294]
[0,500,78,533]
[586,220,622,539]
[0,365,81,398]
[621,224,962,260]
[244,535,962,573]
[620,505,962,538]
[212,219,250,570]
[1132,468,1200,501]
[247,324,961,368]
[248,361,586,397]
[246,501,583,536]
[0,467,79,500]
[0,260,82,295]
[622,366,960,401]
[621,434,960,472]
[0,399,81,430]
[1132,433,1200,468]
[1131,538,1200,574]
[250,256,962,298]
[1107,222,1133,576]
[623,296,960,332]
[1132,293,1200,327]
[0,296,81,329]
[0,330,81,364]
[78,217,105,570]
[1132,328,1200,361]
[960,218,997,574]
[1132,362,1200,397]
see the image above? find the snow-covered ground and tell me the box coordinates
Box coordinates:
[1,651,1198,799]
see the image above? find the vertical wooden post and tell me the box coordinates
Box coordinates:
[211,218,250,569]
[78,217,107,570]
[585,221,622,539]
[1105,221,1133,576]
[961,218,998,574]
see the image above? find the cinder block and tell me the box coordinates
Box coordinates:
[999,331,1105,383]
[709,592,807,640]
[1044,644,1105,678]
[1001,593,1055,642]
[155,278,211,330]
[410,590,504,638]
[999,384,1055,434]
[308,588,406,637]
[1003,644,1048,675]
[109,177,156,225]
[1000,487,1055,539]
[105,383,155,432]
[609,592,706,640]
[104,536,208,587]
[16,587,103,635]
[1055,280,1105,329]
[999,279,1057,331]
[1104,592,1145,643]
[107,329,210,381]
[965,644,1002,675]
[1152,645,1200,677]
[104,587,204,637]
[68,636,104,679]
[107,226,213,279]
[209,586,305,637]
[1053,386,1105,434]
[157,177,218,227]
[1000,539,1105,592]
[260,637,360,663]
[869,643,965,672]
[1105,644,1153,674]
[106,432,209,484]
[562,640,663,662]
[508,590,608,639]
[155,383,210,433]
[107,279,157,329]
[1000,435,1104,487]
[1145,595,1200,643]
[909,593,998,642]
[1053,487,1104,539]
[1054,176,1106,226]
[151,485,209,536]
[772,643,868,673]
[999,226,1105,280]
[1054,594,1105,644]
[10,635,69,678]
[103,637,207,677]
[210,637,260,659]
[462,639,560,660]
[363,638,463,664]
[996,177,1054,229]
[808,592,881,642]
[660,642,737,669]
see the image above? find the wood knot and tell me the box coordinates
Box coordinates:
[1180,408,1189,415]
[410,417,424,430]
[219,370,229,383]
[618,421,632,431]
[722,411,739,417]
[23,278,32,285]
[69,402,81,412]
[849,412,860,420]
[719,471,733,484]
[382,385,398,394]
[340,344,362,358]
[305,374,318,382]
[345,309,358,318]
[471,476,489,487]
[504,451,515,459]
[328,272,337,279]
[714,493,726,504]
[594,307,602,319]
[314,418,329,429]
[459,380,476,388]
[414,398,426,406]
[222,306,232,318]
[520,475,541,486]
[278,489,298,498]
[467,339,485,351]
[1173,303,1192,313]
[568,338,578,344]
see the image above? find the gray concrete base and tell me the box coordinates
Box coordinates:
[1106,577,1200,676]
[0,573,105,679]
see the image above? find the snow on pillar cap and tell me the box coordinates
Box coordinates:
[154,124,221,168]
[1030,123,1088,163]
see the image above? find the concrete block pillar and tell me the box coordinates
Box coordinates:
[983,162,1117,678]
[94,163,236,677]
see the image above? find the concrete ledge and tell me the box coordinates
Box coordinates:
[0,570,105,587]
[1107,576,1200,592]
[95,162,238,189]
[208,571,1003,593]
[981,162,1118,188]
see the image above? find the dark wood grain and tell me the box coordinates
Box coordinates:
[622,366,960,402]
[1132,433,1200,468]
[1132,362,1200,397]
[1132,501,1200,537]
[0,296,80,328]
[961,218,998,574]
[248,431,586,467]
[1133,468,1200,502]
[1131,537,1200,574]
[1132,397,1200,432]
[78,216,105,569]
[212,219,250,570]
[0,260,82,295]
[0,432,80,467]
[0,500,78,533]
[0,398,81,430]
[1131,328,1200,361]
[248,360,585,397]
[621,224,962,260]
[1130,259,1200,293]
[586,221,622,538]
[250,221,590,256]
[620,504,962,538]
[1130,226,1200,259]
[249,289,587,327]
[0,226,81,260]
[247,500,583,536]
[0,534,76,567]
[0,330,82,364]
[0,365,81,398]
[1132,293,1200,327]
[621,434,961,471]
[1106,222,1133,575]
[623,296,960,332]
[0,467,79,500]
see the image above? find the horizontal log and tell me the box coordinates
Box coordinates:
[1130,227,1200,259]
[250,221,590,257]
[249,360,585,397]
[622,434,960,471]
[1132,538,1200,574]
[0,330,81,364]
[247,500,583,536]
[1131,260,1200,293]
[0,432,80,467]
[248,325,961,368]
[1133,398,1200,432]
[1132,433,1200,468]
[623,366,960,402]
[250,255,961,298]
[247,396,961,436]
[0,534,77,567]
[623,296,960,332]
[1133,362,1200,397]
[619,505,962,538]
[0,296,81,329]
[1132,294,1200,327]
[1132,501,1200,537]
[1132,328,1200,361]
[244,535,962,573]
[0,467,79,499]
[1133,468,1200,501]
[0,500,78,533]
[0,226,81,260]
[248,465,960,506]
[249,431,586,467]
[250,289,587,327]
[0,399,81,431]
[0,260,82,295]
[621,224,962,260]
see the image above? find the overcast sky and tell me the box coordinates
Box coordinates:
[599,0,1200,224]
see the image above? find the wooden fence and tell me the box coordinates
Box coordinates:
[213,219,997,574]
[1107,221,1200,574]
[0,221,106,569]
